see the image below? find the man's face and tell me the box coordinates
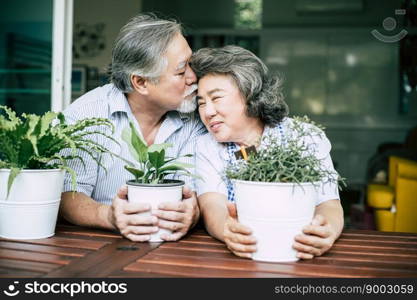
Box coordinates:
[146,33,197,112]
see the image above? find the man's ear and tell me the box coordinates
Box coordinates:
[131,74,149,95]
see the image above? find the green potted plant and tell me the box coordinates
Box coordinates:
[225,116,345,262]
[122,122,196,242]
[0,105,116,239]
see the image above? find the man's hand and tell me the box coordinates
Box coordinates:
[292,214,337,259]
[152,186,200,241]
[108,185,159,242]
[223,202,257,258]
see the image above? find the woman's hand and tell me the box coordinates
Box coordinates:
[292,214,338,259]
[223,202,257,258]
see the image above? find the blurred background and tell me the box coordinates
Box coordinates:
[0,0,416,230]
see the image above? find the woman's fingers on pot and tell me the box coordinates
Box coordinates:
[226,239,257,254]
[311,214,327,226]
[230,233,257,245]
[232,251,253,259]
[296,252,314,260]
[294,233,322,248]
[228,220,252,235]
[302,224,331,238]
[293,241,322,256]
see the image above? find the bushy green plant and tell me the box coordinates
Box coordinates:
[0,105,117,196]
[122,121,196,184]
[225,116,345,188]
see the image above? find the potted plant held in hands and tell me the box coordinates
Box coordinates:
[225,116,345,262]
[122,122,197,242]
[0,106,116,239]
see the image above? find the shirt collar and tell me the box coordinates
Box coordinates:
[107,84,192,123]
[108,85,131,116]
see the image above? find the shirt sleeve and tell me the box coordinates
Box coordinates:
[195,135,228,197]
[308,130,341,205]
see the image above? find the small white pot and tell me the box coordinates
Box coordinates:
[0,169,65,202]
[233,180,317,262]
[127,180,184,242]
[0,199,61,239]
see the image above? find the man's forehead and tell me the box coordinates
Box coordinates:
[175,50,192,69]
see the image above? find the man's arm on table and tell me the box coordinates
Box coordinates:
[60,190,159,241]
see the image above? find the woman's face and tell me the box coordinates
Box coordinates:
[197,74,256,143]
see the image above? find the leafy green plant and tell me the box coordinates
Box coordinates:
[225,116,346,188]
[122,121,196,184]
[0,105,117,196]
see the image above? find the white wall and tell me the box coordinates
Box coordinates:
[263,0,402,27]
[142,0,235,28]
[73,0,142,72]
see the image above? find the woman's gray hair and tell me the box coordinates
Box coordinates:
[109,13,182,93]
[190,46,288,126]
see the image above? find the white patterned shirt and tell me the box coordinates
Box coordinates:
[62,84,206,205]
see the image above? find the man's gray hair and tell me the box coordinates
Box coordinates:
[110,13,182,92]
[190,46,288,126]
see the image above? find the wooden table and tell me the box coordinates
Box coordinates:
[1,225,417,278]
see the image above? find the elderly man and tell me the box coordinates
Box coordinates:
[60,14,206,242]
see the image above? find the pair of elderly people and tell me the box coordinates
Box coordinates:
[61,13,343,260]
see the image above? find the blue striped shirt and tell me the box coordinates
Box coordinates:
[62,84,206,205]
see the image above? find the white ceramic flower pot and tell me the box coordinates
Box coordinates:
[0,169,65,202]
[0,199,61,239]
[233,180,317,262]
[127,180,184,242]
[0,169,65,239]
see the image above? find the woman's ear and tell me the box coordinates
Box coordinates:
[131,74,148,95]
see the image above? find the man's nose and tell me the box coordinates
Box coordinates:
[185,65,197,85]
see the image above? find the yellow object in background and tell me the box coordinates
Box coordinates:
[367,156,417,233]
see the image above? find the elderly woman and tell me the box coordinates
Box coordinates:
[191,46,343,259]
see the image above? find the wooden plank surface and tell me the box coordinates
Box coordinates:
[0,226,416,278]
[118,229,417,278]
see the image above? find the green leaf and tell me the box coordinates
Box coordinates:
[164,154,193,165]
[166,161,194,169]
[57,112,66,125]
[122,122,148,163]
[25,114,41,156]
[121,126,139,162]
[39,111,58,137]
[148,143,172,153]
[148,149,165,169]
[6,167,21,199]
[158,163,192,174]
[124,165,144,182]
